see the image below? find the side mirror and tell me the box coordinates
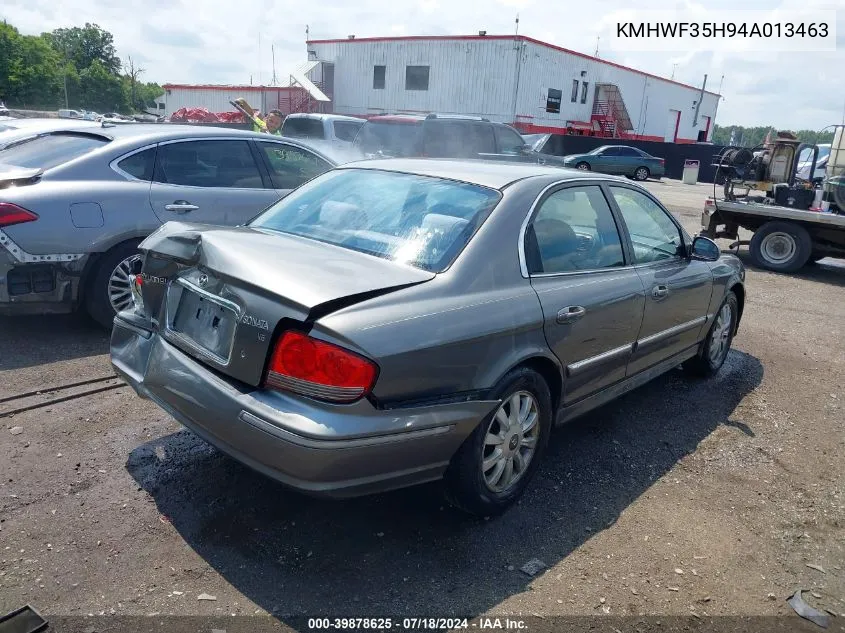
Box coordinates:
[690,235,721,262]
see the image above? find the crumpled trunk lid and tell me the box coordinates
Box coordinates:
[137,221,434,387]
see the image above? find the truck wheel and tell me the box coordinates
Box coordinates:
[749,221,812,273]
[85,241,143,329]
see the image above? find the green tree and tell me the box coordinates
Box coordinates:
[0,22,64,108]
[79,59,127,112]
[713,124,835,147]
[46,23,121,76]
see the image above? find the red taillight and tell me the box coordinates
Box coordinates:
[0,203,38,228]
[265,331,378,403]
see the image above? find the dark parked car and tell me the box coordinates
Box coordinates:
[0,124,360,326]
[111,160,745,515]
[563,145,666,180]
[353,114,570,167]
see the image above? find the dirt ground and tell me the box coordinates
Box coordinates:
[1,179,843,629]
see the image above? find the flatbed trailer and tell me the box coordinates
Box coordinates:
[700,198,845,272]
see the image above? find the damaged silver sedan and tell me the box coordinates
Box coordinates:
[111,159,745,515]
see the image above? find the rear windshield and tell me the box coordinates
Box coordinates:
[0,133,109,170]
[282,117,325,139]
[353,121,421,157]
[250,168,501,273]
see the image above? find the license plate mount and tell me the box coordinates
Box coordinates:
[171,288,237,362]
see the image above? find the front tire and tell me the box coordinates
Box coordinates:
[445,367,552,516]
[575,161,591,171]
[85,241,143,329]
[683,292,738,377]
[749,221,812,273]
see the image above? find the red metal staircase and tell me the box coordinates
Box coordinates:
[590,84,633,138]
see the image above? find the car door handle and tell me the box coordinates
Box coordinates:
[652,285,669,299]
[164,201,199,213]
[557,306,586,324]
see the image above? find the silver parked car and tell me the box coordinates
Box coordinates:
[111,159,746,515]
[0,124,361,326]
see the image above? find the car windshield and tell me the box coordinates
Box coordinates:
[353,121,421,156]
[0,132,109,169]
[282,117,325,139]
[250,168,501,272]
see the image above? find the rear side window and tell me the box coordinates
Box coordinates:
[0,133,109,170]
[353,121,422,157]
[424,121,494,157]
[154,140,264,189]
[117,148,156,181]
[494,125,526,154]
[333,120,364,142]
[281,117,325,139]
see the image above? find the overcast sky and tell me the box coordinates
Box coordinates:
[3,0,843,129]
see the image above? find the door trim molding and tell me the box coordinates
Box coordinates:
[635,316,707,350]
[566,343,634,377]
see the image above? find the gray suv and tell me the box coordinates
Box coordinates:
[0,124,357,326]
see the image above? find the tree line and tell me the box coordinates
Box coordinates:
[0,20,162,114]
[712,124,836,148]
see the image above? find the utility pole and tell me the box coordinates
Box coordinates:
[594,36,600,57]
[671,63,678,80]
[271,45,277,85]
[510,14,522,126]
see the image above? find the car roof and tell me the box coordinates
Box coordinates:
[285,113,364,122]
[340,158,632,189]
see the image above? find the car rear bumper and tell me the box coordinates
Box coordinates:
[110,315,499,498]
[0,254,88,316]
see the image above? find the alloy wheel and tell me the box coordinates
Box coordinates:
[482,391,540,493]
[108,254,142,313]
[708,303,733,365]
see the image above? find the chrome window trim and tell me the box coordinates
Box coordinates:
[518,177,640,279]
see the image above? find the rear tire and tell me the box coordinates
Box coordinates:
[683,292,738,377]
[445,367,552,516]
[575,162,591,171]
[633,166,650,181]
[749,221,812,273]
[85,241,143,329]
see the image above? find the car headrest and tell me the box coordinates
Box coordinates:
[319,200,361,228]
[421,213,470,235]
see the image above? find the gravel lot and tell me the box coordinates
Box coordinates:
[1,178,843,627]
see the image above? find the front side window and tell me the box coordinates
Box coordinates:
[258,141,332,190]
[250,168,501,273]
[528,185,625,274]
[154,140,263,188]
[406,65,430,91]
[609,186,683,264]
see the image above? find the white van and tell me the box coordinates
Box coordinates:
[57,109,83,119]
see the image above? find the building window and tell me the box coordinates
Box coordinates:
[373,65,386,90]
[571,79,579,102]
[405,66,430,91]
[546,88,562,113]
[581,82,589,104]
